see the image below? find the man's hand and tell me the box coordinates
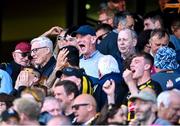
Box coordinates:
[15,70,30,89]
[123,69,136,85]
[41,26,63,37]
[103,79,115,96]
[55,48,69,70]
[103,79,115,104]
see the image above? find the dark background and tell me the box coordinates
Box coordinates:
[0,0,159,62]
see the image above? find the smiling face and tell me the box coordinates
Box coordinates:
[53,86,70,111]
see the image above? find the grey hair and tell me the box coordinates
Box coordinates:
[31,36,53,53]
[157,91,171,108]
[98,55,120,76]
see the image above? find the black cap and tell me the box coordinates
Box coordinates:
[0,109,19,121]
[56,67,85,78]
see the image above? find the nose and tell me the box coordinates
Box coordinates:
[52,109,59,116]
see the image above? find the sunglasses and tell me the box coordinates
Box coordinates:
[15,52,30,57]
[72,103,89,110]
[57,35,77,42]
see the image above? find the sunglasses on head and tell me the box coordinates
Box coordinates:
[72,103,89,110]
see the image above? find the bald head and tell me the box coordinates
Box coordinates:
[47,116,71,126]
[74,94,97,107]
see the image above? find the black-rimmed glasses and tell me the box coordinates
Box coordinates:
[31,47,47,54]
[72,103,89,110]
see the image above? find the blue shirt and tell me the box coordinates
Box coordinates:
[0,69,13,94]
[80,50,104,79]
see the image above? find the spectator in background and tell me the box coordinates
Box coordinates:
[0,69,13,94]
[115,11,135,32]
[117,28,137,60]
[72,94,99,125]
[13,98,40,125]
[152,46,180,90]
[135,29,152,53]
[170,17,180,50]
[94,55,126,111]
[0,108,20,125]
[107,0,126,12]
[95,23,123,71]
[53,80,79,123]
[149,29,169,57]
[41,97,62,117]
[143,12,164,30]
[157,89,180,125]
[0,42,31,86]
[129,90,171,125]
[30,36,56,85]
[0,93,15,115]
[47,115,71,126]
[98,8,115,27]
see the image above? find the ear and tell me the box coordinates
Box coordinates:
[155,21,161,29]
[151,103,157,113]
[68,92,75,101]
[132,38,137,47]
[91,36,97,44]
[12,52,16,59]
[144,64,151,70]
[45,48,51,54]
[87,104,93,111]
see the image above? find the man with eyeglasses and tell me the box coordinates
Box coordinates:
[0,41,31,87]
[72,94,99,125]
[30,36,56,85]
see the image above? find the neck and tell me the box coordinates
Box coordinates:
[84,49,96,59]
[40,54,51,67]
[137,72,151,86]
[140,113,156,125]
[121,49,135,60]
[64,102,73,116]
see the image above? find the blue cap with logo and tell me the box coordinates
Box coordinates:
[72,25,96,37]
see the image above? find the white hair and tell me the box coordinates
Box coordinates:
[98,55,120,77]
[31,36,53,53]
[157,91,171,108]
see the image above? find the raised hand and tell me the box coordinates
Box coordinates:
[41,26,63,37]
[55,48,69,70]
[103,79,115,96]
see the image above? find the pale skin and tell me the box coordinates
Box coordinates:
[41,26,63,37]
[102,79,115,104]
[45,48,69,88]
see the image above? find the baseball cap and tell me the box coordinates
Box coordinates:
[15,41,31,53]
[129,90,157,103]
[56,67,85,78]
[71,25,96,37]
[0,108,20,122]
[154,46,179,70]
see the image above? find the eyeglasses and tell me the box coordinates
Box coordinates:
[96,32,109,44]
[14,52,30,57]
[72,103,89,110]
[31,47,47,54]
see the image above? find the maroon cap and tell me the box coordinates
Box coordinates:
[15,42,31,53]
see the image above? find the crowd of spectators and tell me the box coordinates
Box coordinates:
[0,0,180,125]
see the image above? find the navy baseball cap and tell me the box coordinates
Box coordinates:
[71,25,96,37]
